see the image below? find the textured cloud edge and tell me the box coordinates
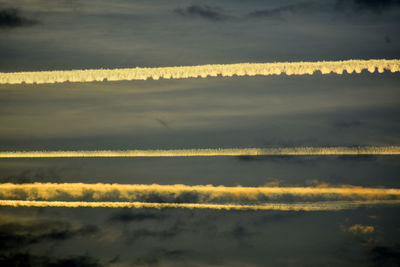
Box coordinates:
[0,59,399,84]
[1,183,400,210]
[0,146,399,158]
[1,199,399,211]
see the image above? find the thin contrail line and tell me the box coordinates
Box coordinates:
[0,59,399,84]
[0,146,399,158]
[1,200,399,211]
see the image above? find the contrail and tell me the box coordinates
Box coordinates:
[1,183,400,203]
[1,200,399,211]
[0,59,398,84]
[0,146,399,158]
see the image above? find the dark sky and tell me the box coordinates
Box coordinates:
[0,0,400,266]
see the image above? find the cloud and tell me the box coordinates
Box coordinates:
[370,245,400,266]
[0,219,99,251]
[5,199,399,211]
[0,8,38,28]
[0,253,101,267]
[230,225,251,240]
[347,224,375,234]
[333,120,362,129]
[247,2,314,19]
[132,248,192,266]
[174,5,228,21]
[155,118,171,130]
[1,183,400,211]
[1,146,399,158]
[335,0,400,14]
[1,59,399,84]
[126,223,182,244]
[0,168,62,184]
[2,182,400,203]
[108,209,165,223]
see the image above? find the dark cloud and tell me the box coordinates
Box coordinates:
[174,5,228,21]
[0,168,62,184]
[336,155,377,161]
[253,213,299,226]
[155,118,171,129]
[126,224,181,244]
[108,209,165,223]
[47,255,100,267]
[132,249,191,266]
[333,120,362,129]
[335,0,400,14]
[230,225,250,240]
[0,8,38,28]
[236,155,317,164]
[247,2,313,19]
[174,191,200,203]
[0,220,99,251]
[0,253,100,267]
[370,245,400,266]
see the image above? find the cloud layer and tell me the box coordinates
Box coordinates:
[1,183,400,211]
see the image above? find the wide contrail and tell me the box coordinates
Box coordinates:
[1,199,399,211]
[0,59,399,84]
[1,183,400,205]
[0,146,399,158]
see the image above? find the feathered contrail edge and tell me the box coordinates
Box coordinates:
[1,183,400,203]
[1,200,399,211]
[0,59,399,84]
[0,146,399,158]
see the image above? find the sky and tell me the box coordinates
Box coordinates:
[0,0,400,266]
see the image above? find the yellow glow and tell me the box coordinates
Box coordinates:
[1,200,399,211]
[0,59,399,84]
[347,224,375,234]
[0,146,399,158]
[1,183,400,202]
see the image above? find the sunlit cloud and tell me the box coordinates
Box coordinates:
[347,224,375,234]
[1,183,400,211]
[1,200,399,211]
[0,59,398,84]
[0,146,399,158]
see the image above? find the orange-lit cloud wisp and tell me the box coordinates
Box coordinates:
[0,146,399,158]
[1,183,400,211]
[0,59,399,84]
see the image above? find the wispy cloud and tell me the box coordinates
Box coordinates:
[335,0,400,14]
[346,224,375,234]
[1,183,400,211]
[0,8,38,28]
[247,2,314,19]
[174,5,228,21]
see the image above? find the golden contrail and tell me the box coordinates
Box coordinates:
[1,183,400,203]
[0,146,399,158]
[0,59,398,84]
[1,200,399,211]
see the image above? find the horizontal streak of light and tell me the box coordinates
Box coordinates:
[0,59,399,84]
[0,146,399,158]
[1,183,400,202]
[1,200,399,211]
